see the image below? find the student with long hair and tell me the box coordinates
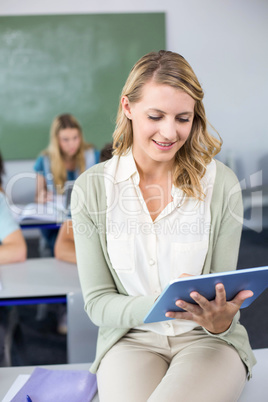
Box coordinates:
[71,50,255,401]
[0,150,27,264]
[34,113,99,253]
[34,113,99,202]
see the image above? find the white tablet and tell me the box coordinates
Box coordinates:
[144,266,268,324]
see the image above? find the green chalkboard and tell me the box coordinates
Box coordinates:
[0,13,165,160]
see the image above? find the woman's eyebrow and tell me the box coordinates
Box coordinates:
[147,108,165,113]
[177,112,194,116]
[148,108,193,116]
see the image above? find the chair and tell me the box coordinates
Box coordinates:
[3,160,36,205]
[238,348,268,401]
[66,291,98,364]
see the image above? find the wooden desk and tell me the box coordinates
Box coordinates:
[0,363,99,401]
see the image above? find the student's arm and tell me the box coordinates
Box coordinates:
[34,155,52,203]
[54,220,76,264]
[0,229,27,264]
[35,173,51,203]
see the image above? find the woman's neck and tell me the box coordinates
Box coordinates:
[62,153,75,162]
[63,155,76,171]
[134,157,174,185]
[134,159,174,221]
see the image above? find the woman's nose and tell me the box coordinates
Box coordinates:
[160,120,177,141]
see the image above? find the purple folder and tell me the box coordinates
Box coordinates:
[11,367,97,402]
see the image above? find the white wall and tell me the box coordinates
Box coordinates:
[1,0,268,184]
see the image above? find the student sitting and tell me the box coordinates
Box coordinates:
[33,113,100,254]
[34,113,100,203]
[0,150,27,264]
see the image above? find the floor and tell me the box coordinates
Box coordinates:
[1,228,268,367]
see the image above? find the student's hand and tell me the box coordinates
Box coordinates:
[46,191,53,202]
[165,283,253,334]
[36,189,53,203]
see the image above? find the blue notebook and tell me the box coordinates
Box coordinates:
[144,266,268,324]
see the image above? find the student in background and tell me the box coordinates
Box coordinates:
[34,113,100,254]
[72,50,255,401]
[0,150,27,264]
[34,113,100,202]
[55,142,113,263]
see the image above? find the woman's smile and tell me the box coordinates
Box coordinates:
[152,139,178,150]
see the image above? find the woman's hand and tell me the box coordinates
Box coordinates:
[165,282,253,334]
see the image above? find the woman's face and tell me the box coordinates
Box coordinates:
[58,128,81,158]
[122,81,195,170]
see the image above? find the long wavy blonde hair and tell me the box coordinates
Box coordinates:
[43,114,93,192]
[113,50,222,199]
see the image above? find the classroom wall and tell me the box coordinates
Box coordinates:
[1,0,268,186]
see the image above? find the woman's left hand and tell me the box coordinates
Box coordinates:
[165,283,253,334]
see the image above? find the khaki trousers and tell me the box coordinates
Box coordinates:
[97,327,247,402]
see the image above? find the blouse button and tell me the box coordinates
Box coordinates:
[149,259,155,266]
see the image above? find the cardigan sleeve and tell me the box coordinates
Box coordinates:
[201,161,243,336]
[206,160,244,275]
[71,167,155,329]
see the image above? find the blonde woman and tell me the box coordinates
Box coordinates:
[34,113,99,253]
[34,113,99,203]
[72,51,255,401]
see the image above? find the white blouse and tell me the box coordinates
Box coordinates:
[104,150,216,336]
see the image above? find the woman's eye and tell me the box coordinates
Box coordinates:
[148,115,162,121]
[177,117,190,123]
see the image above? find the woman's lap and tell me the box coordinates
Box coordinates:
[97,328,246,402]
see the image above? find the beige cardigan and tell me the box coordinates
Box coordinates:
[71,159,256,376]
